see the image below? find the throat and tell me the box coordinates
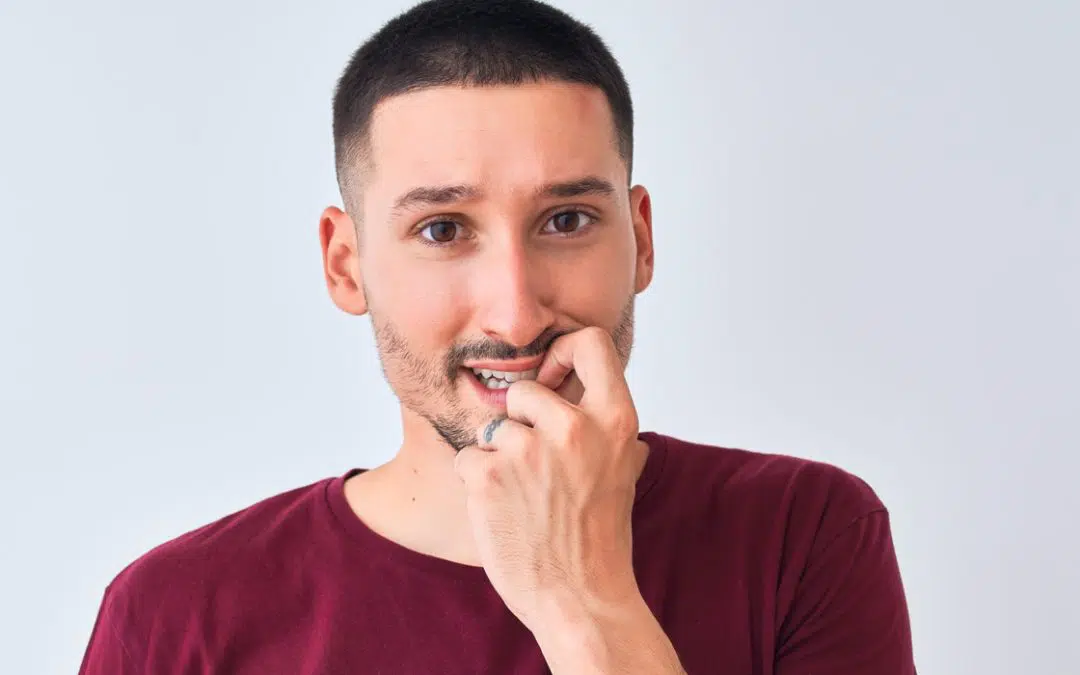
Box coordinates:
[344,461,481,567]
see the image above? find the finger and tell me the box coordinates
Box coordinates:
[457,417,536,487]
[505,379,571,429]
[535,327,630,413]
[453,443,498,488]
[475,415,532,451]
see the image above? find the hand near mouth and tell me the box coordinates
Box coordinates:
[454,327,674,672]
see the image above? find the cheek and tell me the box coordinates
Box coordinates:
[368,255,471,350]
[551,238,637,322]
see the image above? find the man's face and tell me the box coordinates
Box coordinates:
[327,81,653,451]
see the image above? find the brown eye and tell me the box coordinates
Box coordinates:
[543,211,594,235]
[422,221,459,244]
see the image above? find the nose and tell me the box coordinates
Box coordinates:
[475,239,555,350]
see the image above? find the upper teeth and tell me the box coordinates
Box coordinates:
[471,368,539,385]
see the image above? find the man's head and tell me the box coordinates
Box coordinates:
[320,0,654,451]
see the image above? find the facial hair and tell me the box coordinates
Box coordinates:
[370,296,636,452]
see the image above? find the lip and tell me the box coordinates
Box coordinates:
[462,367,512,408]
[462,355,544,372]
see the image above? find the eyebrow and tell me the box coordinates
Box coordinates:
[390,175,617,216]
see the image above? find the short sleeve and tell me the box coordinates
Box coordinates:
[78,590,138,675]
[775,509,916,674]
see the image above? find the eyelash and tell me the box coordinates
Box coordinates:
[415,209,598,248]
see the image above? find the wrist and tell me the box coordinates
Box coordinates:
[532,591,682,675]
[532,594,622,674]
[531,581,641,642]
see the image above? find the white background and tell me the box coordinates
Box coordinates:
[1,1,1077,673]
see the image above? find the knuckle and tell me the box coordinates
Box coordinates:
[608,406,638,437]
[481,463,502,490]
[521,438,542,471]
[505,380,535,408]
[561,409,588,443]
[582,325,610,347]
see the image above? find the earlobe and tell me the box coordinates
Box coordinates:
[319,206,368,316]
[629,185,654,294]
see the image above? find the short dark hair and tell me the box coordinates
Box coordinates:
[331,0,634,212]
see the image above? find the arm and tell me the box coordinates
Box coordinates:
[530,510,916,675]
[78,593,138,675]
[776,509,916,674]
[532,592,687,675]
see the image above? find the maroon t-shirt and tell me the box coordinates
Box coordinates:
[79,432,916,674]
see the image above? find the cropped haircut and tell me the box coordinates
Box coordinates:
[331,0,634,217]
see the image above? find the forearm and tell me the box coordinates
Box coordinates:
[533,593,687,675]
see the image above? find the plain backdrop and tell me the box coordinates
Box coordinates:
[1,1,1077,673]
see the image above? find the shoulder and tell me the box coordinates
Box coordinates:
[641,438,915,668]
[643,431,886,553]
[97,475,336,646]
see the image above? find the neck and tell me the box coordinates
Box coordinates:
[343,406,482,567]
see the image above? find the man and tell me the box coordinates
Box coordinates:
[79,0,916,673]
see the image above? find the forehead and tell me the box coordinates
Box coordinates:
[363,82,625,207]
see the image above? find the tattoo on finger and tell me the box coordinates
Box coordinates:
[483,417,505,445]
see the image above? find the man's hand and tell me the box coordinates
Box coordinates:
[454,328,683,673]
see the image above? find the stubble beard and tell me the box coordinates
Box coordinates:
[370,296,636,452]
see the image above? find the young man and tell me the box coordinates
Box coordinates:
[80,1,916,673]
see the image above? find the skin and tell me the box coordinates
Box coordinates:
[319,81,684,672]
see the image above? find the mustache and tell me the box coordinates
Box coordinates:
[443,327,569,381]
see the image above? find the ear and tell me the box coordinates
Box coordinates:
[629,185,654,294]
[319,206,368,316]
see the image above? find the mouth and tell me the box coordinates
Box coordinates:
[466,366,540,390]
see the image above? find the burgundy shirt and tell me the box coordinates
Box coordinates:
[79,432,916,674]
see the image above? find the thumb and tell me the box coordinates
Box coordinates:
[454,444,496,487]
